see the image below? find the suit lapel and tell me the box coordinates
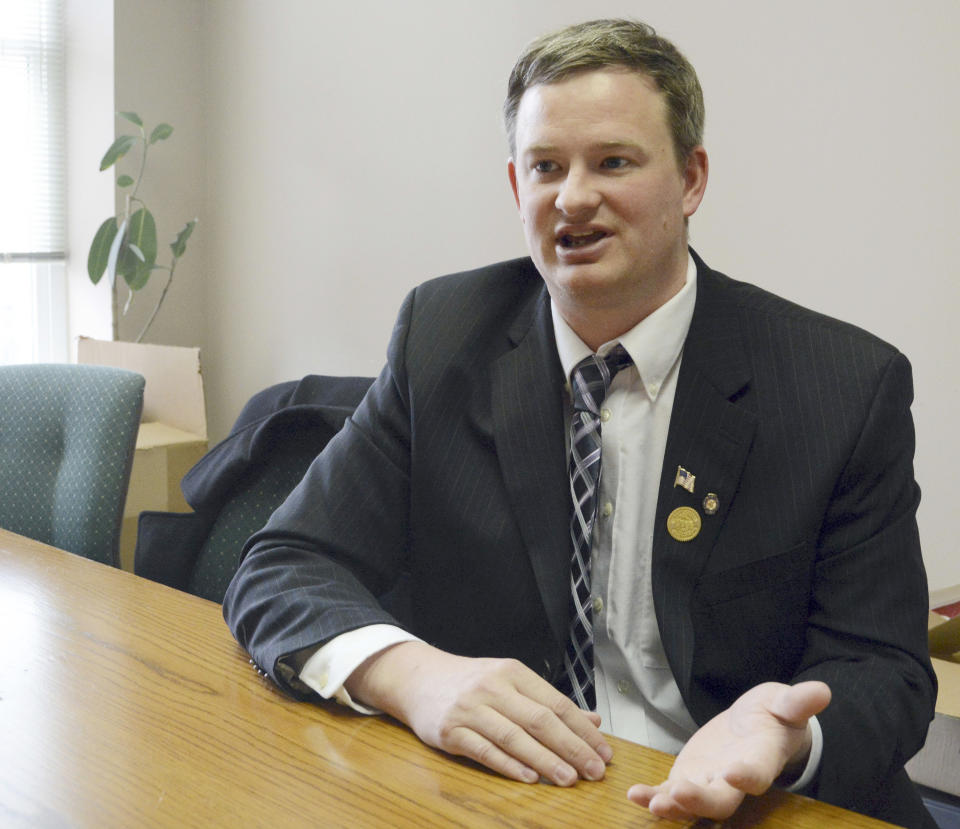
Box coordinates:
[491,286,571,648]
[652,254,758,701]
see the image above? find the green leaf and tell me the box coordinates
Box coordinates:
[125,263,152,291]
[118,111,143,127]
[106,219,127,287]
[87,217,118,284]
[116,174,134,188]
[149,123,174,144]
[99,135,137,170]
[117,208,157,291]
[170,219,197,258]
[127,209,157,264]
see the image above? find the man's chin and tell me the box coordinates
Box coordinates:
[549,265,633,304]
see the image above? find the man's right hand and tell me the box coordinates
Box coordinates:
[344,641,613,786]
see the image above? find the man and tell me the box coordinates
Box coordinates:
[224,19,936,827]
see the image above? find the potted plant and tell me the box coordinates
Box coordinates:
[86,112,197,343]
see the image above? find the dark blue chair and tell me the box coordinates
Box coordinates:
[920,787,960,829]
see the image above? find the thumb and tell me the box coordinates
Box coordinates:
[771,681,831,726]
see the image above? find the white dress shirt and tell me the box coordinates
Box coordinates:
[550,255,699,752]
[299,254,820,788]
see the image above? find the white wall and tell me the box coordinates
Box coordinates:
[113,0,205,346]
[110,1,960,591]
[200,1,530,438]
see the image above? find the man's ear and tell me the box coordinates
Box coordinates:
[507,158,522,211]
[681,146,709,219]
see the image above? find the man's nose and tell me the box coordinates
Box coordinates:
[555,168,602,217]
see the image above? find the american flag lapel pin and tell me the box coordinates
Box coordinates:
[674,465,696,493]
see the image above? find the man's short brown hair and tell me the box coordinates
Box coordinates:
[504,19,705,166]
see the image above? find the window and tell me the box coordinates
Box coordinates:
[0,0,67,364]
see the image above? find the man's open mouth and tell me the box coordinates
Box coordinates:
[559,231,608,248]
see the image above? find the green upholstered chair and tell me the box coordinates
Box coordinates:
[185,439,323,602]
[0,363,145,566]
[135,375,374,603]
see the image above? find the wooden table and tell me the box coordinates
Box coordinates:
[0,529,893,828]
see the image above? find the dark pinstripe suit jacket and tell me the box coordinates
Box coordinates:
[223,251,936,827]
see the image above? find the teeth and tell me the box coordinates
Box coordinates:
[561,231,606,248]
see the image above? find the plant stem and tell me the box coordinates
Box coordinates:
[135,260,176,343]
[115,127,147,338]
[128,126,148,207]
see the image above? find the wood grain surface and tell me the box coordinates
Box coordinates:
[0,529,894,828]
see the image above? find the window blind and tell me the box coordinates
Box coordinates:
[0,0,65,262]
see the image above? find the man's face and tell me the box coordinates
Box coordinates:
[508,69,707,340]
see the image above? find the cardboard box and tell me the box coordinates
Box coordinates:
[928,582,960,664]
[77,338,208,571]
[905,589,960,796]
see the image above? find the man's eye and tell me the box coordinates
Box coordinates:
[533,160,558,173]
[601,157,629,169]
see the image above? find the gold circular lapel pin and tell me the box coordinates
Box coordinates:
[667,506,701,542]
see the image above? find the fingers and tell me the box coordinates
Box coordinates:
[442,700,580,785]
[369,645,612,788]
[626,782,655,806]
[479,671,611,784]
[658,778,745,822]
[518,679,612,762]
[627,778,745,822]
[441,720,541,784]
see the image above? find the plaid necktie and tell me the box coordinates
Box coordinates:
[558,344,633,710]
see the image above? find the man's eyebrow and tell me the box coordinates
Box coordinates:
[522,144,558,156]
[521,141,647,155]
[594,141,647,152]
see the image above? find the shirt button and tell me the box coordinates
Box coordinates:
[600,408,611,422]
[592,596,604,615]
[617,679,630,695]
[649,383,660,395]
[601,501,613,518]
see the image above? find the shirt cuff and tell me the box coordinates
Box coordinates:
[783,715,822,793]
[299,624,422,714]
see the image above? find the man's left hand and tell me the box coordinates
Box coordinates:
[626,680,831,821]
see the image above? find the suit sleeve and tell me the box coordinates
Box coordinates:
[792,351,936,816]
[222,289,419,698]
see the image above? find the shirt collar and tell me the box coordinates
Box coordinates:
[551,253,697,401]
